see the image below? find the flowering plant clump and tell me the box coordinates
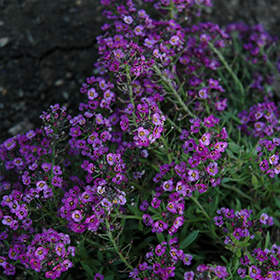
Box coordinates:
[1,0,280,279]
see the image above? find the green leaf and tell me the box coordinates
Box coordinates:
[273,218,280,228]
[228,142,240,154]
[226,149,237,159]
[138,220,143,231]
[209,195,219,216]
[265,231,270,249]
[179,230,199,249]
[81,261,94,279]
[251,175,259,188]
[179,224,188,243]
[235,198,241,212]
[274,197,280,209]
[221,177,232,183]
[89,259,101,267]
[97,250,104,263]
[156,232,165,243]
[104,274,115,280]
[235,248,241,257]
[220,255,228,265]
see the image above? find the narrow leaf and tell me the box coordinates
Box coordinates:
[81,262,94,278]
[179,230,199,249]
[265,231,270,249]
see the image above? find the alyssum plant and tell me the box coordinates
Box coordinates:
[1,0,280,279]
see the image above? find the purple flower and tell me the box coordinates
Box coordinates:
[204,115,219,128]
[134,25,144,36]
[155,244,166,256]
[214,266,228,279]
[188,169,199,182]
[3,138,16,150]
[190,121,200,133]
[35,247,48,261]
[260,213,269,224]
[184,271,195,280]
[139,200,149,211]
[106,153,115,166]
[182,254,193,265]
[71,210,83,223]
[200,132,211,146]
[259,159,269,171]
[16,207,28,220]
[162,180,174,191]
[30,259,41,272]
[151,197,161,209]
[36,180,48,191]
[170,35,181,46]
[249,265,260,278]
[2,216,13,226]
[173,216,184,229]
[94,273,104,280]
[214,216,223,226]
[26,129,36,139]
[87,88,98,100]
[207,162,219,176]
[142,214,153,226]
[129,268,139,278]
[198,87,208,99]
[123,15,133,25]
[137,127,149,139]
[233,228,243,240]
[55,243,66,257]
[152,221,168,233]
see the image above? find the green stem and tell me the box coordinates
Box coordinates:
[190,196,210,220]
[208,42,245,99]
[166,117,182,133]
[105,219,134,271]
[222,184,254,202]
[153,64,198,119]
[160,136,172,164]
[111,214,142,220]
[125,65,138,127]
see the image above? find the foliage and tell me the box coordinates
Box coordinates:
[1,0,280,279]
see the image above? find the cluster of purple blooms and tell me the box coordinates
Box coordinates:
[58,177,128,234]
[93,0,230,118]
[0,228,75,279]
[129,237,228,280]
[129,238,193,279]
[257,137,280,178]
[238,100,280,138]
[226,22,278,94]
[237,244,280,279]
[214,207,273,244]
[184,263,228,279]
[140,120,227,235]
[226,22,278,65]
[1,0,280,278]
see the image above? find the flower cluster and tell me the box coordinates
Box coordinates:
[214,207,273,245]
[184,263,228,279]
[237,244,280,279]
[238,100,280,138]
[0,228,75,279]
[226,22,278,66]
[1,0,280,279]
[130,238,193,279]
[140,121,227,235]
[256,137,280,179]
[58,178,127,233]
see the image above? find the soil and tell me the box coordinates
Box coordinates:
[0,0,280,143]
